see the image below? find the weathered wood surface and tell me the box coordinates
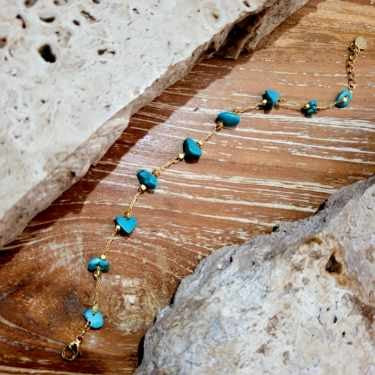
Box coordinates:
[1,0,375,374]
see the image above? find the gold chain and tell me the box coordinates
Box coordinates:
[233,36,366,114]
[61,120,226,361]
[62,36,366,361]
[61,227,119,361]
[346,36,366,91]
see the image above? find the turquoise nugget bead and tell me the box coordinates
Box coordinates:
[262,89,280,109]
[183,137,202,162]
[216,111,240,128]
[335,88,352,108]
[87,257,110,273]
[137,169,158,190]
[114,215,138,235]
[301,99,318,117]
[83,308,104,329]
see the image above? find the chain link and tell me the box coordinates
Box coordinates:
[346,39,362,91]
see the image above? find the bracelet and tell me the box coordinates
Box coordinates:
[61,36,367,361]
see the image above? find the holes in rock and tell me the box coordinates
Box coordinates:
[53,0,69,5]
[333,315,338,324]
[92,0,100,3]
[16,14,27,29]
[97,48,115,56]
[211,9,220,20]
[325,253,342,274]
[39,15,56,23]
[24,0,38,7]
[73,19,80,26]
[81,10,96,22]
[0,37,7,48]
[243,0,251,6]
[38,44,56,63]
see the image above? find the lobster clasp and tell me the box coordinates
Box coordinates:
[61,338,82,361]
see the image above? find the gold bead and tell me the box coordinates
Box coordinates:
[100,254,106,260]
[115,224,121,232]
[139,184,147,192]
[92,304,99,312]
[215,121,224,130]
[152,169,160,177]
[354,36,367,50]
[178,153,185,160]
[304,103,310,109]
[197,140,204,147]
[262,99,268,105]
[93,268,101,280]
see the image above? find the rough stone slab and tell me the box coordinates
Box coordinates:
[136,176,375,375]
[0,0,308,247]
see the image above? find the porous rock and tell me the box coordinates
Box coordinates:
[0,0,308,247]
[136,177,375,375]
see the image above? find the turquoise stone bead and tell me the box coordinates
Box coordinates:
[301,99,318,117]
[114,215,137,235]
[262,89,280,109]
[87,257,110,273]
[215,111,240,127]
[137,169,158,190]
[183,137,202,162]
[83,308,104,329]
[335,88,352,108]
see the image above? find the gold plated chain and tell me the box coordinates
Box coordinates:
[232,36,366,115]
[347,36,367,91]
[61,226,119,361]
[61,120,226,361]
[61,36,366,361]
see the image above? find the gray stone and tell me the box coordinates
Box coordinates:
[136,177,375,375]
[0,0,308,247]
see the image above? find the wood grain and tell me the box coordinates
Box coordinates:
[1,0,375,373]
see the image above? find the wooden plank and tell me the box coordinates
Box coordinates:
[1,0,375,373]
